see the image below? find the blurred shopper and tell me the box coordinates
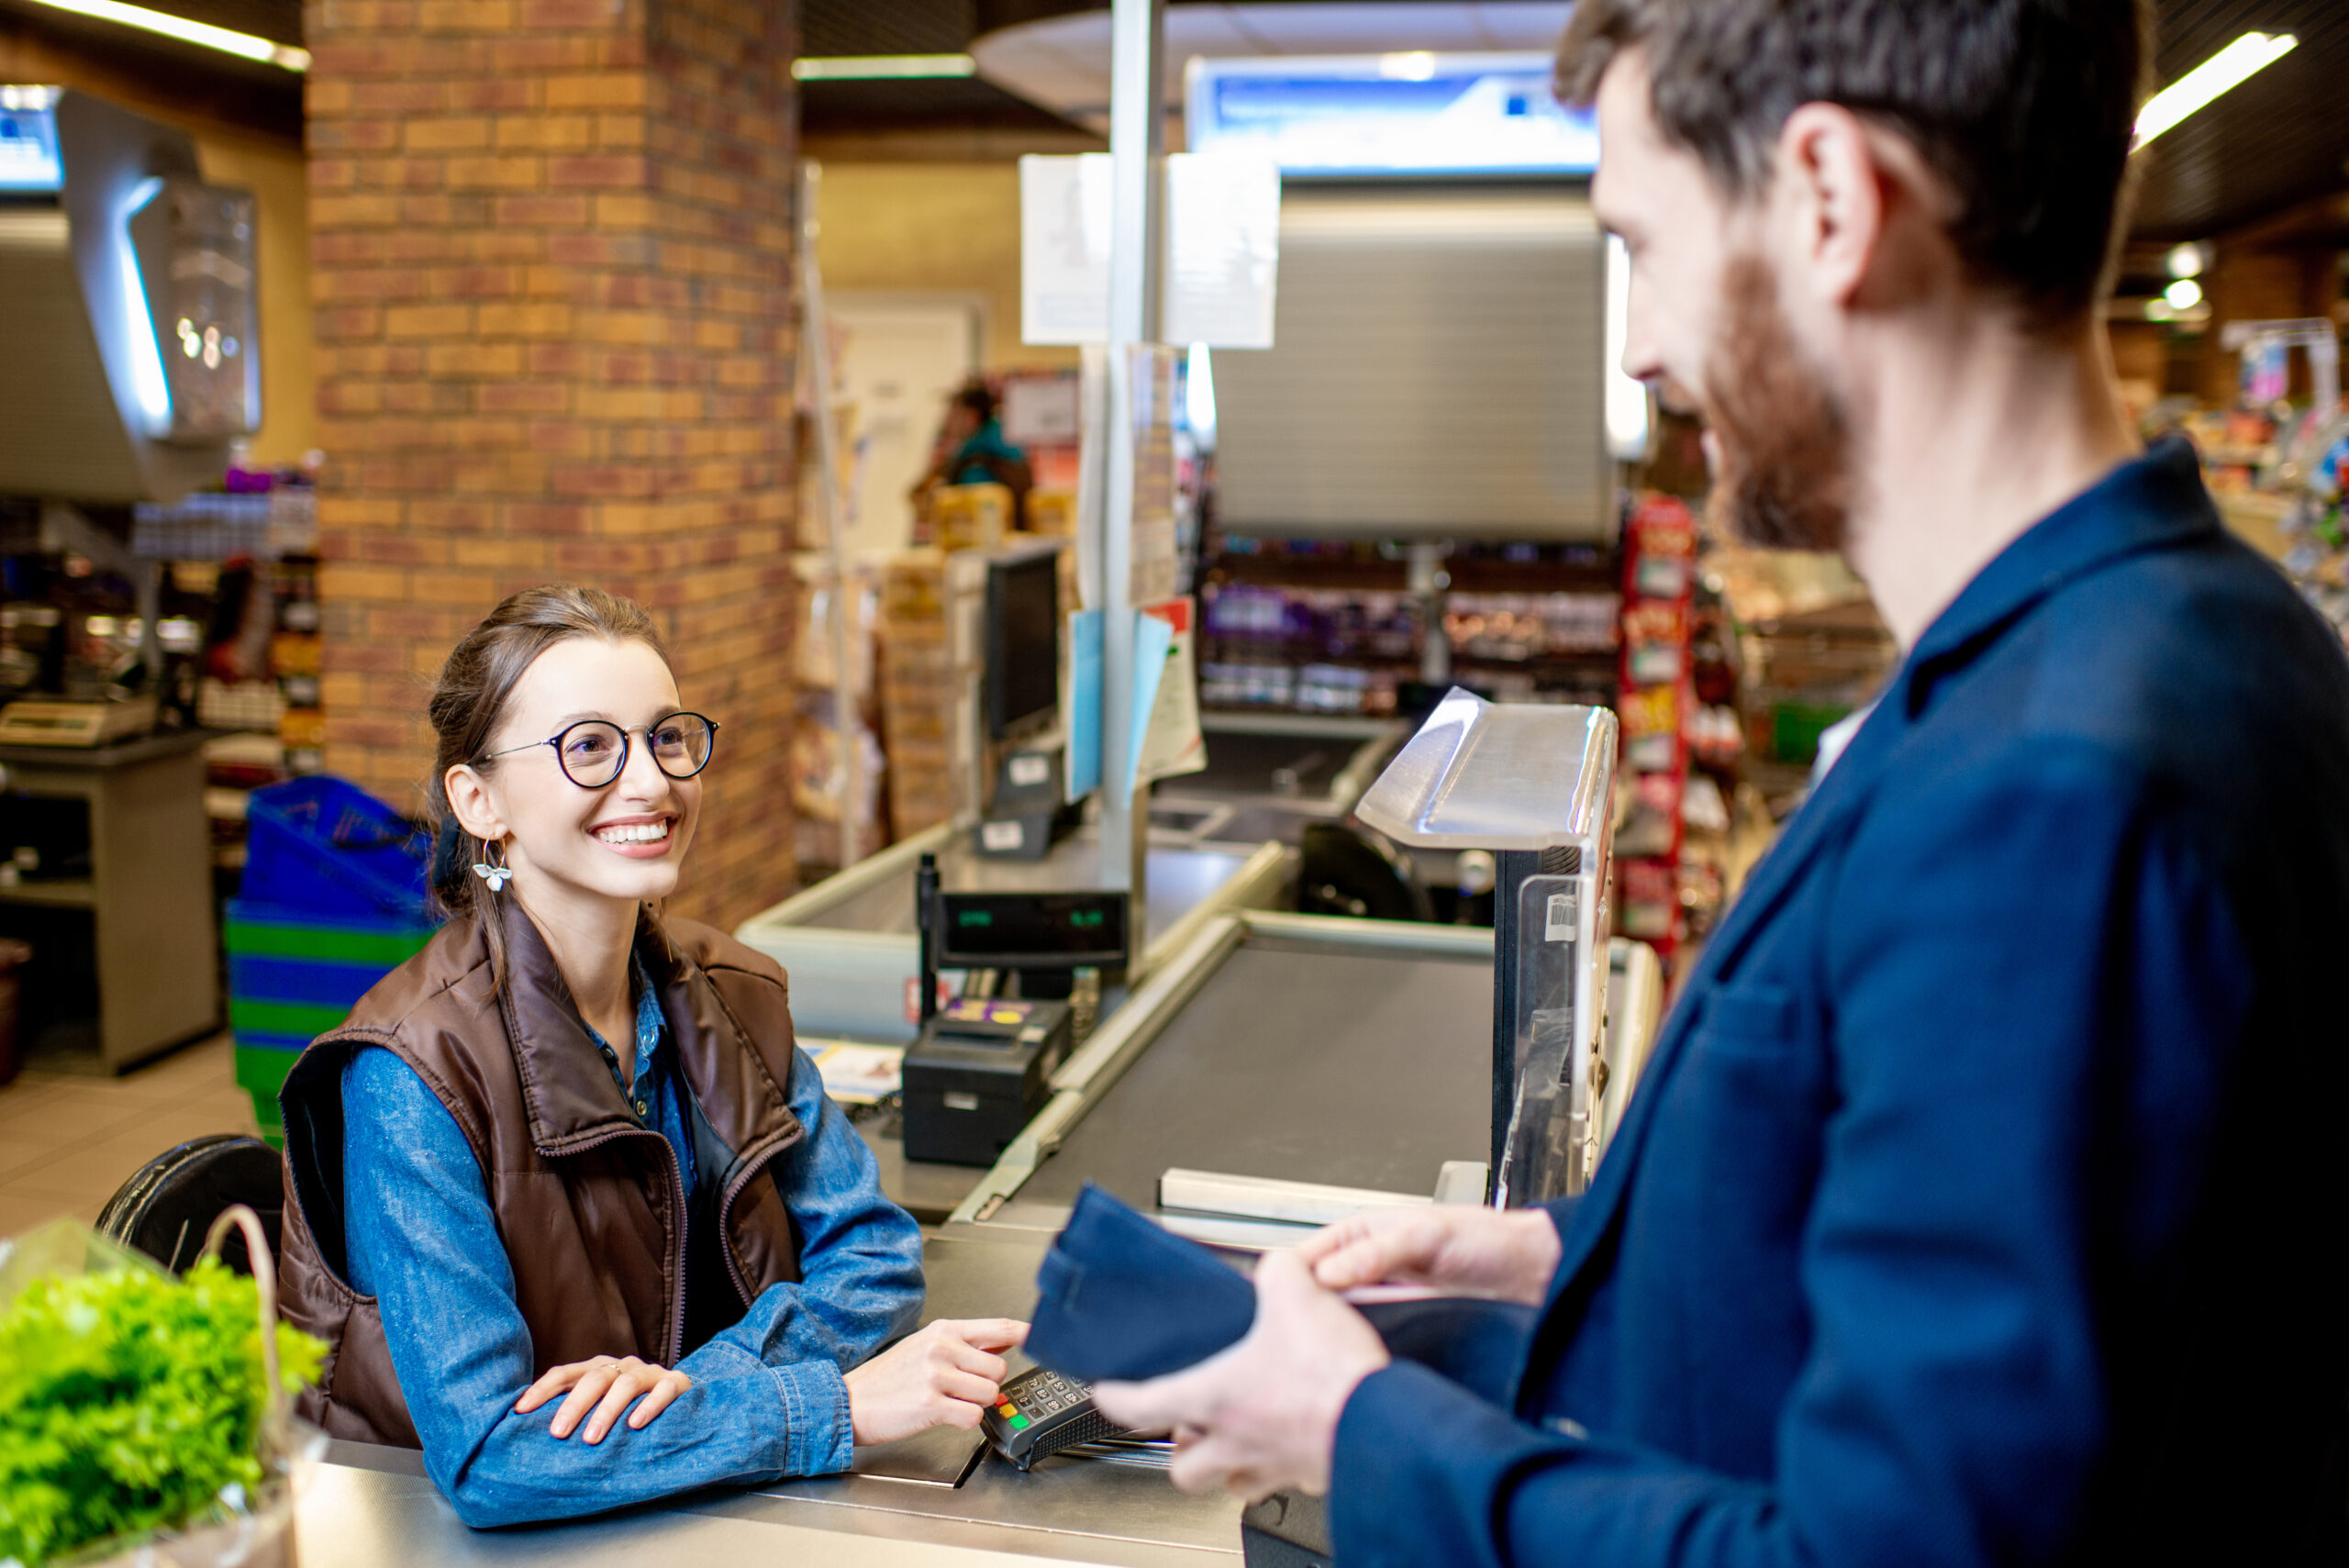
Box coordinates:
[912,380,1032,539]
[275,586,1023,1527]
[1096,4,2349,1564]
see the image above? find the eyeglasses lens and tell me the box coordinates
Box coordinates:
[651,715,714,777]
[559,722,629,787]
[553,715,714,786]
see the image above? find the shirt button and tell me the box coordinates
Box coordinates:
[633,1097,649,1117]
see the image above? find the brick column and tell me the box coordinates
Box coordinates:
[306,0,799,930]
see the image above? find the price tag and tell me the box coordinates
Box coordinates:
[1544,892,1577,942]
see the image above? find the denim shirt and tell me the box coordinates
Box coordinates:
[340,958,924,1529]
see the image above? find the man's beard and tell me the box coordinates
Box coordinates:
[1698,253,1853,553]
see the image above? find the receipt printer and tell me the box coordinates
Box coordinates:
[901,997,1074,1166]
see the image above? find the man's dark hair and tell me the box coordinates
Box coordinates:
[1557,0,2154,325]
[952,382,998,424]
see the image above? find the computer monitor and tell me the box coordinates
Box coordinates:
[985,547,1061,741]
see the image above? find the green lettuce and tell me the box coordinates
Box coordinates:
[0,1256,325,1568]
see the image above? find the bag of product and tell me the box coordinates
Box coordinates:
[0,1207,326,1568]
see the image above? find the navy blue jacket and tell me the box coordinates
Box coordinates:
[1331,442,2349,1566]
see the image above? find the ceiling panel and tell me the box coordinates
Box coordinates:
[2134,0,2349,239]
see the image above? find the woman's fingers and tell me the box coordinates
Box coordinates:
[582,1366,653,1444]
[548,1362,620,1439]
[933,1365,1002,1407]
[944,1318,1029,1353]
[513,1358,596,1415]
[944,1341,1008,1385]
[626,1370,692,1430]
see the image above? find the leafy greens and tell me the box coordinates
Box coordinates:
[0,1255,325,1568]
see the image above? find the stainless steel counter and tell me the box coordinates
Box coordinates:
[294,1230,1242,1567]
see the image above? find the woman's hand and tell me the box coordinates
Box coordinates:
[844,1318,1029,1446]
[515,1355,692,1444]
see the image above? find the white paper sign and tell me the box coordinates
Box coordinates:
[1020,154,1114,346]
[1163,153,1281,350]
[1019,152,1281,350]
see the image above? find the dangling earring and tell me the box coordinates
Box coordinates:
[473,838,513,894]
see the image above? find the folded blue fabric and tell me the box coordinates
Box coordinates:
[1027,1184,1257,1382]
[1025,1184,1539,1397]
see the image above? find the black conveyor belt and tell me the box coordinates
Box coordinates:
[1022,936,1494,1210]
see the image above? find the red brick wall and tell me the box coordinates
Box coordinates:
[306,0,800,930]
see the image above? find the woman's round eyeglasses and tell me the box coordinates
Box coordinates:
[482,712,718,789]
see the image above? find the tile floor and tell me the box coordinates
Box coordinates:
[0,1031,262,1240]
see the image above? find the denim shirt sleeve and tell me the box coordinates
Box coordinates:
[685,1046,927,1418]
[340,1047,864,1529]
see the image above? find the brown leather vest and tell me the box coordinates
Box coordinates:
[275,900,809,1447]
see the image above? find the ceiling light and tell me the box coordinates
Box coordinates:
[793,54,976,82]
[2145,298,2176,322]
[19,0,307,70]
[1379,51,1438,82]
[2165,242,2205,280]
[2134,32,2297,147]
[2165,278,2204,310]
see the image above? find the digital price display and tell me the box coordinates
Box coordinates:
[936,891,1128,970]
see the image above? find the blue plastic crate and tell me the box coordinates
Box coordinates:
[225,898,438,1136]
[240,776,435,919]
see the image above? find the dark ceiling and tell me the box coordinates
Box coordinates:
[3,0,2342,239]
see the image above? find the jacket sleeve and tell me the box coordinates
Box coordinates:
[692,1044,926,1380]
[1330,741,2251,1568]
[341,1048,852,1529]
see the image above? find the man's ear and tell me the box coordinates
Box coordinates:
[1773,103,1886,308]
[444,762,505,845]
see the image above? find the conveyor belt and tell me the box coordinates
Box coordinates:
[1021,935,1493,1210]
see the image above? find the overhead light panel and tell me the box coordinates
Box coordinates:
[2134,32,2297,147]
[794,54,976,82]
[20,0,308,70]
[2164,277,2205,311]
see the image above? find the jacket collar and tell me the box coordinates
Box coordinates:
[1901,438,2218,715]
[496,899,799,1163]
[1539,439,2221,1312]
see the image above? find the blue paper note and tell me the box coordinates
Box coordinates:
[1126,608,1174,801]
[1065,608,1104,800]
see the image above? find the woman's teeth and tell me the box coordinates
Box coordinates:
[596,821,670,845]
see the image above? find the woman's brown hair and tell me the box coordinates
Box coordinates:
[427,584,665,931]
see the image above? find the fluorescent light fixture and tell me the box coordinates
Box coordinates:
[0,84,59,110]
[2165,277,2205,311]
[2135,32,2297,147]
[23,0,307,69]
[2165,242,2205,280]
[1605,235,1653,462]
[1380,51,1438,82]
[793,54,975,82]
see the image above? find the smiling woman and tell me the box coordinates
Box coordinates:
[268,584,1026,1529]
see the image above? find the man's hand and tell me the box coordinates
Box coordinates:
[844,1318,1029,1446]
[1093,1250,1389,1500]
[1298,1204,1563,1305]
[516,1355,691,1444]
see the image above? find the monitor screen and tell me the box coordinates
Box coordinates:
[985,551,1060,740]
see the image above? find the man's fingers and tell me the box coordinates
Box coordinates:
[626,1373,690,1429]
[935,1397,985,1430]
[1093,1358,1223,1434]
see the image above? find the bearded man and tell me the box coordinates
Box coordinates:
[1094,3,2349,1564]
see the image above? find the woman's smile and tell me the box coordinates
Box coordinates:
[590,813,676,857]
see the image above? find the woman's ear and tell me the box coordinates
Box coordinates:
[444,762,505,845]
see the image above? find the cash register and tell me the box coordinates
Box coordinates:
[898,853,1129,1165]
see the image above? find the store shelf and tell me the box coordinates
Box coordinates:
[0,878,96,907]
[1201,709,1399,740]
